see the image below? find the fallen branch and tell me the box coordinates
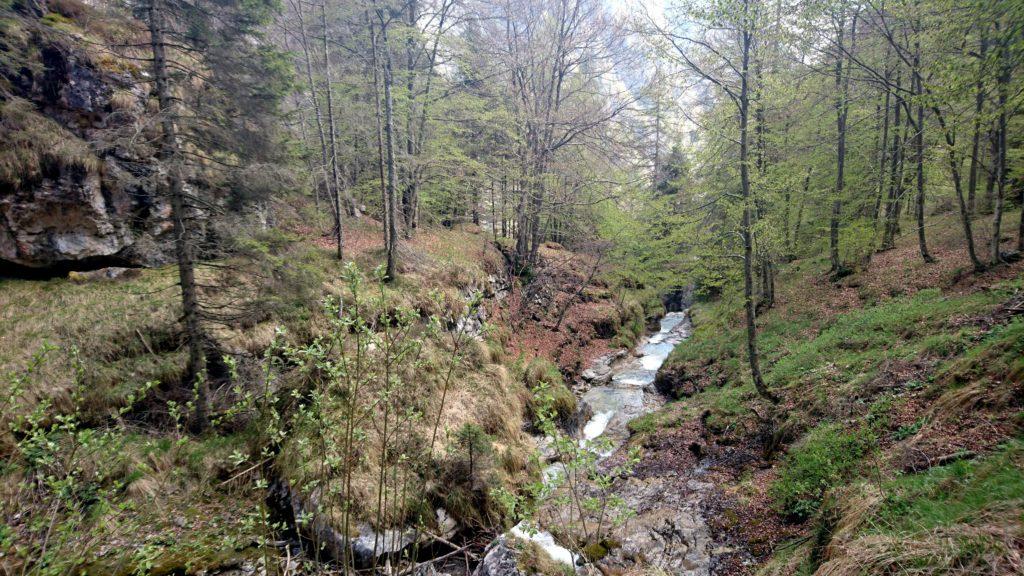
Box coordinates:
[219,457,271,486]
[136,328,158,357]
[903,450,977,473]
[397,543,475,576]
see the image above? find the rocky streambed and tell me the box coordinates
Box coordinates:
[477,311,716,575]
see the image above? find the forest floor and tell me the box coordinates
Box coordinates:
[635,210,1024,576]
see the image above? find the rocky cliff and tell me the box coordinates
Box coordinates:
[1,0,171,273]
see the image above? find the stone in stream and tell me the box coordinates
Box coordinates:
[473,536,525,576]
[580,349,629,386]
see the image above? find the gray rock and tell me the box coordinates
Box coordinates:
[68,266,141,282]
[436,508,458,540]
[598,475,713,575]
[351,522,419,566]
[473,537,525,576]
[0,40,172,271]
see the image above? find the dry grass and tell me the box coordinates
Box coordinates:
[0,267,179,415]
[816,507,1023,576]
[0,97,102,191]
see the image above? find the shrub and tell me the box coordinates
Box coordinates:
[770,423,875,521]
[521,358,576,426]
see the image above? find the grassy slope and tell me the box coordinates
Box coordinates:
[1,205,646,573]
[639,211,1024,575]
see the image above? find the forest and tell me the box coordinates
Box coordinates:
[0,0,1022,574]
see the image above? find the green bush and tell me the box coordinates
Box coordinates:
[770,423,875,520]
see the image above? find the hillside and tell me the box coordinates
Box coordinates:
[635,211,1024,575]
[0,204,652,574]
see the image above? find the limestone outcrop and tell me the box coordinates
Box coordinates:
[1,3,171,272]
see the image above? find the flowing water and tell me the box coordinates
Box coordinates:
[509,311,693,566]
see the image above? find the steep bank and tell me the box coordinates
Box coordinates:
[632,212,1024,575]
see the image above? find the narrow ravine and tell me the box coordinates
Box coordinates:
[480,312,713,574]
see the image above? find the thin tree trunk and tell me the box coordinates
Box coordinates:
[471,180,480,226]
[873,69,891,226]
[882,70,905,250]
[739,12,776,405]
[968,28,988,217]
[830,7,855,275]
[321,1,344,260]
[935,111,984,271]
[991,24,1009,265]
[490,180,497,241]
[501,174,508,238]
[789,168,811,256]
[402,0,417,235]
[369,12,389,254]
[1019,186,1024,253]
[293,0,333,231]
[149,0,208,431]
[913,30,934,263]
[983,126,997,215]
[404,0,452,235]
[380,11,399,280]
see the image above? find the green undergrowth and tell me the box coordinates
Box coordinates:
[765,441,1024,576]
[874,440,1024,535]
[770,423,877,520]
[647,259,1023,573]
[519,357,577,427]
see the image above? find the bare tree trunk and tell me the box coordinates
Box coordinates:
[379,11,399,280]
[991,24,1009,265]
[321,1,344,260]
[872,65,891,226]
[787,168,811,257]
[402,0,417,235]
[369,11,391,258]
[882,70,905,250]
[912,31,934,263]
[830,7,856,275]
[1019,186,1024,253]
[471,180,480,226]
[403,0,452,236]
[968,27,988,217]
[982,126,997,215]
[935,106,984,271]
[739,11,776,405]
[148,0,208,431]
[490,180,497,241]
[794,195,806,251]
[292,0,333,231]
[501,174,508,238]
